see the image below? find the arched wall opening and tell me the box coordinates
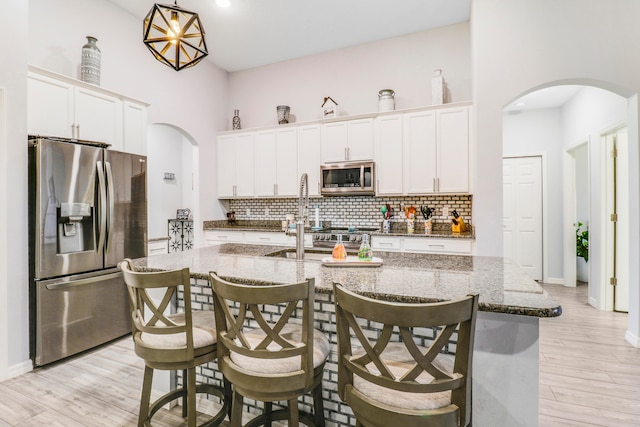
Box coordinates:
[147,123,200,247]
[502,78,639,347]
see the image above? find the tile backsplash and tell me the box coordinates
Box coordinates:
[227,194,472,228]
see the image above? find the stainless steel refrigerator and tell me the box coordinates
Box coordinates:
[28,137,147,366]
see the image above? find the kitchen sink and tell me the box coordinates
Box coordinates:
[264,249,354,261]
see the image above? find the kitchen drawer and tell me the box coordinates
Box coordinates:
[372,236,401,252]
[245,231,289,245]
[403,237,472,254]
[147,240,168,256]
[204,230,244,246]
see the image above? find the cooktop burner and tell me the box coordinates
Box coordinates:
[311,227,378,249]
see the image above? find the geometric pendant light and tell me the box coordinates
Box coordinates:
[143,1,208,71]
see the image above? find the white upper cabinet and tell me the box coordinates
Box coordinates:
[402,106,470,194]
[322,118,373,163]
[374,115,404,195]
[215,103,470,200]
[74,86,123,149]
[27,67,148,154]
[254,128,298,197]
[275,128,299,196]
[404,110,437,194]
[123,101,148,155]
[437,107,469,193]
[27,72,75,139]
[297,124,322,196]
[217,133,255,198]
[254,130,277,197]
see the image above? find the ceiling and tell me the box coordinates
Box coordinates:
[504,86,583,112]
[106,0,470,72]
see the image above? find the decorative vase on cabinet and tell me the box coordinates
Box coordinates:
[232,109,241,130]
[80,36,101,86]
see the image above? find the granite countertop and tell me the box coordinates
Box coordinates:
[203,220,475,239]
[129,244,561,318]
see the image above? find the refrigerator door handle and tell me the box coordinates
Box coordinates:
[105,161,115,253]
[96,161,107,255]
[44,271,123,290]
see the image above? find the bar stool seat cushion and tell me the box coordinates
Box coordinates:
[140,311,217,349]
[230,324,331,374]
[352,342,455,410]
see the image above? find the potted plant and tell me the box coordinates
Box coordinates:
[576,222,589,262]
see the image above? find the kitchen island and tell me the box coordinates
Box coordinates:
[131,244,561,427]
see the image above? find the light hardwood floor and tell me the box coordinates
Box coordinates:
[0,283,638,426]
[539,282,640,426]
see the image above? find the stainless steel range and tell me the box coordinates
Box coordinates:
[312,227,379,249]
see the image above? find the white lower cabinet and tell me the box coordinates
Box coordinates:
[204,230,245,246]
[372,235,473,254]
[371,236,402,252]
[204,230,313,248]
[147,240,168,256]
[244,232,290,246]
[403,238,473,254]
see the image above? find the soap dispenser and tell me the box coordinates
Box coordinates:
[332,235,347,260]
[358,234,373,261]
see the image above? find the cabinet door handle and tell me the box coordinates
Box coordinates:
[344,147,348,160]
[437,177,440,192]
[433,178,436,192]
[378,242,394,247]
[76,124,80,139]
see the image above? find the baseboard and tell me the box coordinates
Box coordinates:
[588,296,599,309]
[6,359,33,380]
[625,330,640,348]
[543,277,564,285]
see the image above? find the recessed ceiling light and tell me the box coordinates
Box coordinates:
[216,0,230,7]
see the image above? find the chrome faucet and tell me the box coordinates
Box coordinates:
[296,173,309,261]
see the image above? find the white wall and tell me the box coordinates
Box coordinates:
[228,22,471,128]
[472,0,640,345]
[503,108,564,280]
[0,1,28,379]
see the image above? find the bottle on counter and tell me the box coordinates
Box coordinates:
[332,235,347,260]
[358,234,373,261]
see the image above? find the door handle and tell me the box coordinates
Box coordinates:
[105,161,115,253]
[96,161,107,255]
[45,271,122,290]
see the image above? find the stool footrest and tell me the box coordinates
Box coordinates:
[146,383,231,427]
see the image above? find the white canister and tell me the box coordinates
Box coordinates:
[378,89,395,112]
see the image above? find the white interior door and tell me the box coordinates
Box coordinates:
[563,151,577,288]
[604,128,629,312]
[503,156,543,281]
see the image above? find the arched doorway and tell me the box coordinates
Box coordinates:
[502,82,635,319]
[146,124,199,247]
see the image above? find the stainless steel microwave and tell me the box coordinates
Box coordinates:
[320,161,375,196]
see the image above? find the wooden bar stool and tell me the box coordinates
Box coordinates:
[209,272,329,427]
[120,259,231,427]
[333,284,479,427]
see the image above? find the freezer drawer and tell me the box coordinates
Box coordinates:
[33,270,130,366]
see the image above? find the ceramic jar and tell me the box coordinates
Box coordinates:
[80,36,101,86]
[277,105,290,124]
[378,89,395,112]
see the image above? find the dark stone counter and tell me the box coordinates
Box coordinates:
[130,244,561,318]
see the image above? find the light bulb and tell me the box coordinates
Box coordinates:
[168,11,180,43]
